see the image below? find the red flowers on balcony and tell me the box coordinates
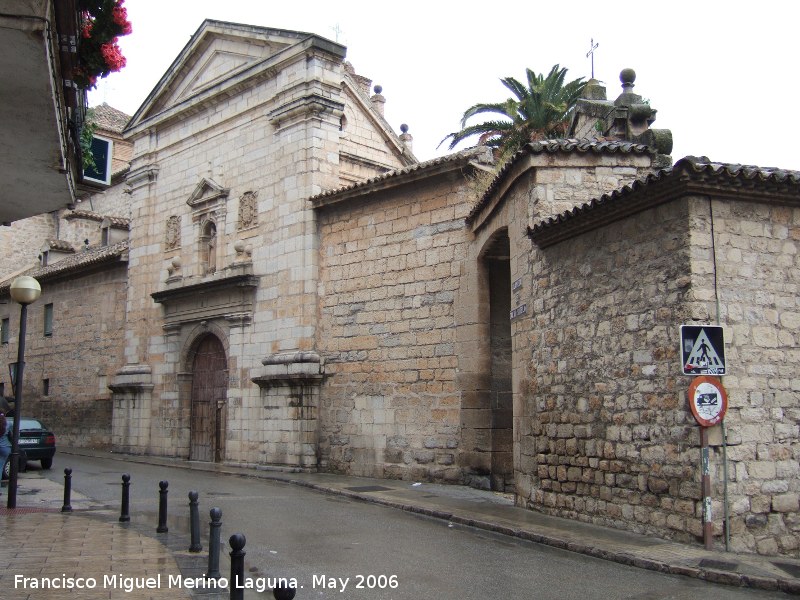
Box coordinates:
[73,0,132,89]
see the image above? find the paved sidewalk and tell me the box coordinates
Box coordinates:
[0,474,239,599]
[3,447,800,597]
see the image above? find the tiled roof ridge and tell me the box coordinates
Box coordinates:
[91,103,132,133]
[44,239,75,252]
[528,138,654,154]
[0,241,129,294]
[310,147,493,202]
[528,156,800,246]
[65,210,131,229]
[676,155,800,182]
[467,138,654,225]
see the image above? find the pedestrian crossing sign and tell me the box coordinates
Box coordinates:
[680,325,726,375]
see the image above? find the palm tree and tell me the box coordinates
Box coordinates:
[440,65,586,156]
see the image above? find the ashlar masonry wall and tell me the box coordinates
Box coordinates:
[115,25,410,467]
[317,173,475,481]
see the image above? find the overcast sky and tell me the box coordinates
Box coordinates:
[90,0,800,170]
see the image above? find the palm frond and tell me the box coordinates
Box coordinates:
[442,64,587,154]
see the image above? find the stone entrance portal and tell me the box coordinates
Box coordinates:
[190,334,227,462]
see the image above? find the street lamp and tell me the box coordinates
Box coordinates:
[7,276,41,508]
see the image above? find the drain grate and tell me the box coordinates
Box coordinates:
[0,507,62,514]
[345,485,392,493]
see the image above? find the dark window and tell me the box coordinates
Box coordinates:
[83,136,112,185]
[42,378,49,396]
[1,317,8,344]
[44,303,53,337]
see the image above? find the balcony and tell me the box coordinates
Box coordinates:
[0,0,86,224]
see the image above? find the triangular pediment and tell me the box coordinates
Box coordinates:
[187,177,229,209]
[171,50,261,105]
[129,20,322,128]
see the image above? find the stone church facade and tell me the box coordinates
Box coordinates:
[0,20,798,558]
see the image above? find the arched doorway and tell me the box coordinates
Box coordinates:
[190,334,227,462]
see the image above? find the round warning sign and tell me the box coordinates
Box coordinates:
[688,376,728,427]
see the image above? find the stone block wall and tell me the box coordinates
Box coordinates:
[527,153,652,222]
[689,198,800,556]
[517,199,697,543]
[317,175,472,481]
[0,264,128,448]
[0,213,55,279]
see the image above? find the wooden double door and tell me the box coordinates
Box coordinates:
[190,335,227,462]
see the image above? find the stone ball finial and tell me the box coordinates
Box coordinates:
[400,124,409,134]
[373,84,383,95]
[620,68,636,85]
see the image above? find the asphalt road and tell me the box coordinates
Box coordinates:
[39,454,789,600]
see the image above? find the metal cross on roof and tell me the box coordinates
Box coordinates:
[586,38,599,78]
[330,23,343,43]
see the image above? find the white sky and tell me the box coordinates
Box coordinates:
[90,0,800,170]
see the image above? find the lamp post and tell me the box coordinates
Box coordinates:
[7,276,41,509]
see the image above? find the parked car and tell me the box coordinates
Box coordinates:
[2,417,56,478]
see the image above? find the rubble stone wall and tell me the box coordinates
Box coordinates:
[690,198,800,556]
[517,199,697,544]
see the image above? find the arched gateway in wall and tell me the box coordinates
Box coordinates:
[189,334,228,462]
[480,229,513,491]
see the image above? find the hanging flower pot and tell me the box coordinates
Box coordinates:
[73,0,132,89]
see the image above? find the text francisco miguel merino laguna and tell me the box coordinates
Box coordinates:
[15,573,298,593]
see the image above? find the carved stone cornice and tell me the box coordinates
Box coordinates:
[151,264,258,327]
[126,163,160,191]
[252,351,325,388]
[269,93,344,129]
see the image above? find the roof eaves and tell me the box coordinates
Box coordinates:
[0,241,129,295]
[466,139,655,225]
[527,156,800,248]
[310,147,493,209]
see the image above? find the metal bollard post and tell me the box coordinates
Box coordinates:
[61,467,73,513]
[229,533,246,600]
[273,582,297,600]
[188,491,201,552]
[206,507,222,580]
[156,480,169,533]
[119,474,131,522]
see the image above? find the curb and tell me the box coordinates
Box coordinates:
[60,448,800,595]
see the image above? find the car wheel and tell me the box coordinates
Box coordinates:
[41,457,52,470]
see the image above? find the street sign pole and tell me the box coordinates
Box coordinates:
[688,376,728,552]
[700,427,713,550]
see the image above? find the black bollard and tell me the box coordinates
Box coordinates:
[207,507,222,580]
[61,467,73,513]
[273,582,297,600]
[156,480,169,533]
[119,473,131,522]
[188,491,201,552]
[229,533,246,600]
